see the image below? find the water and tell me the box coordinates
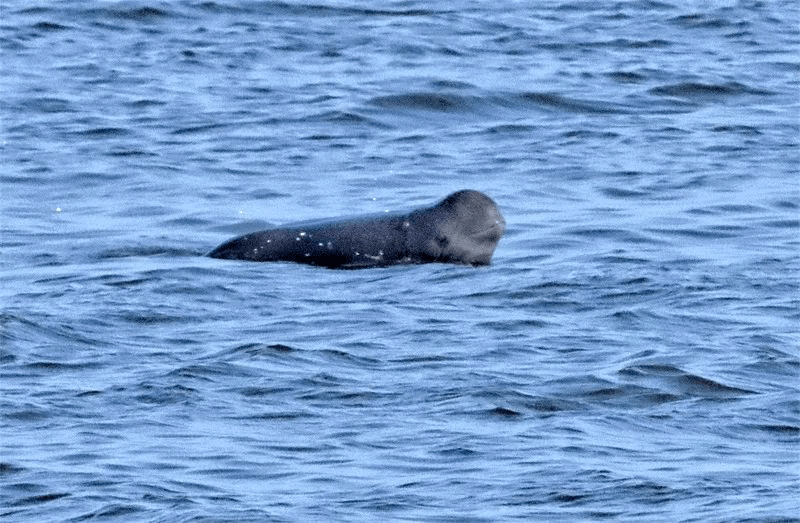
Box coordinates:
[2,1,799,521]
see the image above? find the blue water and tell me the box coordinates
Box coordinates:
[2,1,799,521]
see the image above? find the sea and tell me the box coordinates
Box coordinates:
[1,1,798,521]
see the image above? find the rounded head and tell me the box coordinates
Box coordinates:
[409,190,505,265]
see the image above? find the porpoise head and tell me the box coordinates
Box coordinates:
[408,190,505,266]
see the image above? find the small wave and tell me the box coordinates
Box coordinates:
[561,129,619,139]
[647,226,745,239]
[3,406,50,422]
[605,71,647,84]
[304,110,389,128]
[541,374,684,408]
[369,92,474,113]
[75,127,129,138]
[619,364,756,398]
[235,411,315,421]
[118,311,185,325]
[171,123,228,135]
[24,361,99,371]
[597,38,672,49]
[649,81,773,99]
[96,246,196,259]
[197,1,437,17]
[367,89,631,122]
[86,5,170,22]
[748,424,800,435]
[238,386,292,397]
[476,319,550,332]
[9,492,70,507]
[518,92,628,114]
[77,504,145,519]
[319,348,381,367]
[115,6,168,20]
[477,389,580,415]
[0,312,103,350]
[167,362,257,380]
[213,342,301,362]
[564,227,653,243]
[19,97,73,114]
[0,462,25,475]
[135,383,197,406]
[669,13,736,29]
[762,219,800,230]
[485,124,538,135]
[428,79,476,90]
[128,98,167,108]
[208,219,274,235]
[31,21,70,31]
[711,125,762,135]
[599,187,649,199]
[487,406,522,417]
[107,148,157,157]
[687,203,766,215]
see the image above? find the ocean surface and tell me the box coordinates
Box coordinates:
[1,1,799,521]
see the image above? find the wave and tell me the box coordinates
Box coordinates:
[649,81,774,99]
[618,364,757,398]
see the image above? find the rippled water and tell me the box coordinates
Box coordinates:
[2,1,799,521]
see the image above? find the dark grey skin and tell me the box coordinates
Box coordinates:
[208,190,505,269]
